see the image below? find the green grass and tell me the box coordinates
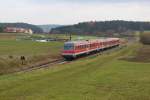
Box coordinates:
[0,40,62,56]
[15,33,98,41]
[0,39,63,74]
[0,33,26,40]
[0,33,64,74]
[0,43,150,100]
[0,33,98,74]
[47,33,98,40]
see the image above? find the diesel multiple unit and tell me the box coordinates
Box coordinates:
[62,38,120,59]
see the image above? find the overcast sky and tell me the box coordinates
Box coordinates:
[0,0,150,25]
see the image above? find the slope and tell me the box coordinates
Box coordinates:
[0,43,150,100]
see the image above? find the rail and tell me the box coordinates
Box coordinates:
[7,45,124,75]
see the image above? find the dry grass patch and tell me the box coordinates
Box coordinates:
[121,44,150,63]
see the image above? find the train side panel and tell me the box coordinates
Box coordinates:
[62,38,120,59]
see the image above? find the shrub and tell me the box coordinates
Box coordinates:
[140,32,150,45]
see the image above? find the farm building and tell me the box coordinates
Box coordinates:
[4,27,33,34]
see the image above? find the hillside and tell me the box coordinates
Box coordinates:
[0,43,150,100]
[38,24,63,33]
[51,20,150,36]
[0,23,43,33]
[0,33,99,75]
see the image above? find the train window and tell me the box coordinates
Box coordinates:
[82,45,84,48]
[83,45,85,48]
[75,46,79,50]
[81,45,83,49]
[64,44,74,50]
[79,45,81,49]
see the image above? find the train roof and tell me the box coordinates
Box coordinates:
[65,40,89,45]
[65,38,120,45]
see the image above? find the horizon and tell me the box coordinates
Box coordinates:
[1,20,150,26]
[0,0,150,25]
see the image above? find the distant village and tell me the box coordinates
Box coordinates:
[4,27,33,35]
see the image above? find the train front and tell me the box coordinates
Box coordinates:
[62,42,76,59]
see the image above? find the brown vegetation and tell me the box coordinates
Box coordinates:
[140,32,150,45]
[121,44,150,63]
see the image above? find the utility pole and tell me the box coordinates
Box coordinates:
[69,33,72,41]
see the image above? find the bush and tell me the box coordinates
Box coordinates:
[140,32,150,45]
[0,27,3,33]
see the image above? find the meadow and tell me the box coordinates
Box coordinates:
[0,33,98,74]
[0,41,150,100]
[0,33,150,100]
[0,33,64,74]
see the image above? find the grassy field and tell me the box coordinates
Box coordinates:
[0,33,26,40]
[0,33,64,74]
[0,33,98,74]
[0,33,98,41]
[0,42,150,100]
[47,33,99,40]
[0,40,63,74]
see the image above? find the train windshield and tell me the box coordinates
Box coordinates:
[64,43,74,50]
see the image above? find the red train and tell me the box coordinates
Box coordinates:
[62,38,120,59]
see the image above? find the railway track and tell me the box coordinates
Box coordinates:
[23,59,67,72]
[9,45,124,74]
[11,58,67,74]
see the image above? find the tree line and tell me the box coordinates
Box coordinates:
[50,20,150,36]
